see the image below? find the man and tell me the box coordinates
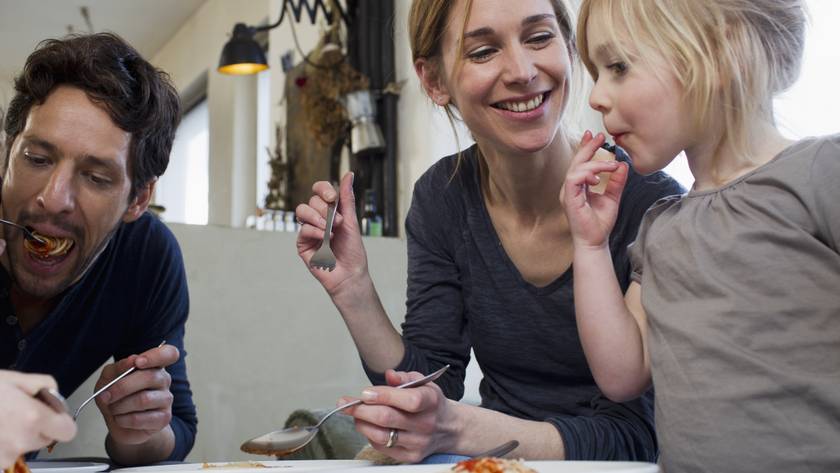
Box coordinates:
[0,33,196,465]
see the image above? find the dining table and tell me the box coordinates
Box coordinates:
[24,458,661,473]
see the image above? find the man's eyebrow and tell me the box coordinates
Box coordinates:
[80,154,122,174]
[464,14,558,40]
[21,136,59,154]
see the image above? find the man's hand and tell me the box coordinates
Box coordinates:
[94,344,178,461]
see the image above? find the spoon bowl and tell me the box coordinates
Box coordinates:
[241,364,450,456]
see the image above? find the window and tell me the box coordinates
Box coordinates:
[663,1,840,190]
[156,97,209,225]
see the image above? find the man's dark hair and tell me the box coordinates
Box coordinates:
[3,32,180,199]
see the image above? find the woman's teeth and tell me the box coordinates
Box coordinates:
[495,93,545,112]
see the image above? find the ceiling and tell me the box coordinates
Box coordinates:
[0,0,206,87]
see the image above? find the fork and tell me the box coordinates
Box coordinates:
[0,218,44,242]
[309,188,338,272]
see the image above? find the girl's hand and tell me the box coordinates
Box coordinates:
[296,172,370,296]
[340,370,456,464]
[561,131,629,249]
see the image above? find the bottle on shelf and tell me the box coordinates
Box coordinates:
[360,189,383,237]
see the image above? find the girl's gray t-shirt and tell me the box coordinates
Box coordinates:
[629,135,840,472]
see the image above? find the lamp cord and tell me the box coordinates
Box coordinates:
[286,0,347,70]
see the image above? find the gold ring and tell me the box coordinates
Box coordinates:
[385,428,399,448]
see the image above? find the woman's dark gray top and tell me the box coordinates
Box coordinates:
[364,144,684,461]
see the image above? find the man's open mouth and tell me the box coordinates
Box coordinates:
[23,229,76,259]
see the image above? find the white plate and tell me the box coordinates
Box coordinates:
[28,461,110,473]
[313,461,659,473]
[113,460,373,473]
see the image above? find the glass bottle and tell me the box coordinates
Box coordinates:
[360,189,383,237]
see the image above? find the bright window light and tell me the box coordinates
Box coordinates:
[664,0,840,191]
[156,99,209,225]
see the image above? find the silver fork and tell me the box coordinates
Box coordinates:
[309,188,338,272]
[0,218,45,242]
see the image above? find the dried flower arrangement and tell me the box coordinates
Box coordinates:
[295,14,369,148]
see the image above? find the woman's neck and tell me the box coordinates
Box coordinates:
[687,119,793,191]
[478,133,575,222]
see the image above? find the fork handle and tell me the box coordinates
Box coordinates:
[322,199,338,247]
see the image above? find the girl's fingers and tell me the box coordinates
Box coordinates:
[571,132,607,166]
[603,162,630,199]
[565,161,619,188]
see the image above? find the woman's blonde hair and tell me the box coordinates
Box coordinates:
[578,0,806,174]
[408,0,577,172]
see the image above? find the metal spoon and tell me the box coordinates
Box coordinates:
[241,364,451,456]
[469,440,519,459]
[0,218,44,242]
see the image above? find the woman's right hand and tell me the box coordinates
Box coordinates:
[339,370,456,464]
[561,131,628,249]
[296,172,370,296]
[0,371,77,468]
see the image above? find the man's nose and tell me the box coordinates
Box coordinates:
[37,167,76,215]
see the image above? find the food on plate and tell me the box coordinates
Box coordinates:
[201,462,269,469]
[23,230,74,259]
[451,458,537,473]
[4,457,30,473]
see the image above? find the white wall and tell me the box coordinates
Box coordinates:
[43,224,408,462]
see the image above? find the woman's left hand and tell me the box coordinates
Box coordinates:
[340,370,457,463]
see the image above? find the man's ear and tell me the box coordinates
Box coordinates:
[415,58,451,106]
[122,177,156,223]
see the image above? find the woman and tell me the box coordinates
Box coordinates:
[295,0,682,463]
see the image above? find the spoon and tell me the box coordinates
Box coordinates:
[241,364,451,456]
[0,218,45,243]
[469,440,520,459]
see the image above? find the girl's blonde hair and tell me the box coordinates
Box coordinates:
[408,0,577,172]
[578,0,806,173]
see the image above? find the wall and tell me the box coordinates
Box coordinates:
[151,0,270,228]
[43,224,408,462]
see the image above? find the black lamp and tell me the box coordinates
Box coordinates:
[218,23,268,75]
[218,0,350,75]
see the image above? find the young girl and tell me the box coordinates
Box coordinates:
[563,0,840,471]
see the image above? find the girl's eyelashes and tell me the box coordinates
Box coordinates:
[606,61,629,76]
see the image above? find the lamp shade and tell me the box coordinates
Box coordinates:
[218,23,268,75]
